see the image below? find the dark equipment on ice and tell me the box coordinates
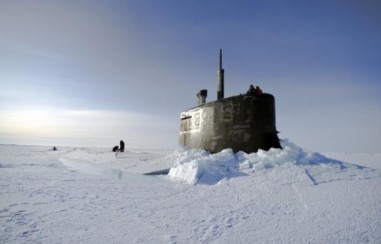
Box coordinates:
[179,50,281,153]
[112,146,119,152]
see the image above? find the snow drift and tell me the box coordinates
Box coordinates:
[168,140,378,185]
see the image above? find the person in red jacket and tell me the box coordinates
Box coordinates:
[254,86,263,95]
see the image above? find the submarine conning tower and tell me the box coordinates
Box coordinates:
[179,50,281,153]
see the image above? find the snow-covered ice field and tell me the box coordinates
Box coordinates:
[1,140,381,243]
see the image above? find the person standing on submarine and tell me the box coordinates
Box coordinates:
[120,140,125,152]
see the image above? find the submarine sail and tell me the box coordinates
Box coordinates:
[179,50,281,153]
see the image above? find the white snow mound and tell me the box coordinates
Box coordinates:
[168,139,377,185]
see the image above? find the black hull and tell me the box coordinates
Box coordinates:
[179,93,281,153]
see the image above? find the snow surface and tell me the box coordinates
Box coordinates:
[1,140,381,243]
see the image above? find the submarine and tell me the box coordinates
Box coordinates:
[179,50,281,153]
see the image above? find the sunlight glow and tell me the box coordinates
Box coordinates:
[0,108,152,137]
[0,106,178,148]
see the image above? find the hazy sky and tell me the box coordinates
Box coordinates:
[0,0,380,152]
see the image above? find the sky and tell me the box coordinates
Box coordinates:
[0,0,380,153]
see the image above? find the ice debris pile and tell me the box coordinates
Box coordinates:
[168,139,373,185]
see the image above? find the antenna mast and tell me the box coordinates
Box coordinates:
[217,49,224,100]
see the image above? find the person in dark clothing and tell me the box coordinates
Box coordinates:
[120,140,125,153]
[112,146,119,152]
[247,85,255,96]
